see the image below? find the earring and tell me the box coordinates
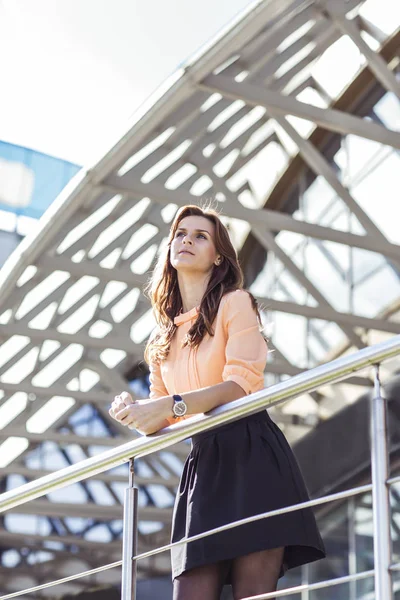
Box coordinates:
[215,257,222,265]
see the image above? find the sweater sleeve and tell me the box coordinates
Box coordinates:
[149,360,168,399]
[222,290,267,395]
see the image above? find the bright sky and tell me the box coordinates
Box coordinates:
[0,0,255,166]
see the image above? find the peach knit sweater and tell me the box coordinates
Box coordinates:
[149,290,268,423]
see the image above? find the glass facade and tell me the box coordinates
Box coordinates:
[0,140,80,225]
[251,91,400,380]
[275,479,400,599]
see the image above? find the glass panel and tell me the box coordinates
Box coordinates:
[353,264,400,317]
[374,92,400,130]
[303,243,350,312]
[351,151,400,245]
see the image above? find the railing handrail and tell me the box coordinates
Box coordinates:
[0,334,399,514]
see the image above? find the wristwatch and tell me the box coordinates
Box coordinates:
[172,394,188,418]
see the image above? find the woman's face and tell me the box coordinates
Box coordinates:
[170,215,220,274]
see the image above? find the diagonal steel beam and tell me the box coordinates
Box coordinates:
[102,180,400,262]
[1,464,180,487]
[13,277,73,326]
[0,426,122,447]
[0,426,190,458]
[252,224,366,348]
[0,341,36,378]
[356,15,388,45]
[38,254,147,286]
[268,114,400,267]
[255,296,400,334]
[8,498,171,521]
[0,528,123,552]
[198,74,400,149]
[324,7,400,99]
[0,322,145,354]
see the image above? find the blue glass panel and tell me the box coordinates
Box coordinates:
[0,141,80,219]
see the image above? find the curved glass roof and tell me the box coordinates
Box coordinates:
[0,0,399,592]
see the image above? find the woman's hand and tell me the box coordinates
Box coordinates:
[109,391,135,420]
[109,391,172,435]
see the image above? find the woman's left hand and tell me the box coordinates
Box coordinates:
[111,393,172,435]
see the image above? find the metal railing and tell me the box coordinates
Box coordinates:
[0,334,400,600]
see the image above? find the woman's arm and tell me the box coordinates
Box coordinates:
[172,380,245,414]
[110,381,245,435]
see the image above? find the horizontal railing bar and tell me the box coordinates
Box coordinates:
[0,560,122,600]
[0,562,378,600]
[0,334,398,515]
[387,474,400,486]
[130,483,373,563]
[1,491,396,599]
[243,569,375,599]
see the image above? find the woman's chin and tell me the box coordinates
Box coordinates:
[173,259,198,270]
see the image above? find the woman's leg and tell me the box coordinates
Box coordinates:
[231,547,284,600]
[173,560,230,600]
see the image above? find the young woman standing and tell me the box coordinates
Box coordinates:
[110,205,325,600]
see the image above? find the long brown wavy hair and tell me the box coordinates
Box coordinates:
[144,204,262,364]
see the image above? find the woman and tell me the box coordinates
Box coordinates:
[109,205,325,600]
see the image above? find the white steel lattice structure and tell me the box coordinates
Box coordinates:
[0,0,399,595]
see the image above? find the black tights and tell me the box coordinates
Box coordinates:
[173,547,284,600]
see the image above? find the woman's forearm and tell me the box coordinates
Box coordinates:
[112,382,247,434]
[160,380,245,420]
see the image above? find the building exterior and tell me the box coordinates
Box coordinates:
[0,141,80,266]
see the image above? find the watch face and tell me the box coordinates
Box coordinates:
[174,401,187,417]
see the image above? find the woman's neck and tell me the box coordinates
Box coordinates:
[177,272,210,313]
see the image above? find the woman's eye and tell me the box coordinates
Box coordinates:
[197,234,206,239]
[176,232,184,237]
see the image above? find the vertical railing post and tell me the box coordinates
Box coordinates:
[301,563,309,600]
[121,458,138,600]
[348,496,357,600]
[370,364,392,600]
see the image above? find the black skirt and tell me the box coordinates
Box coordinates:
[170,410,326,582]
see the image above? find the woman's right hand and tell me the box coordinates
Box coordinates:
[109,391,135,422]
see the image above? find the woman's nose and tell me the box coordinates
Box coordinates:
[183,236,193,245]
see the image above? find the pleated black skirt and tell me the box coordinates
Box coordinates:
[170,410,325,582]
